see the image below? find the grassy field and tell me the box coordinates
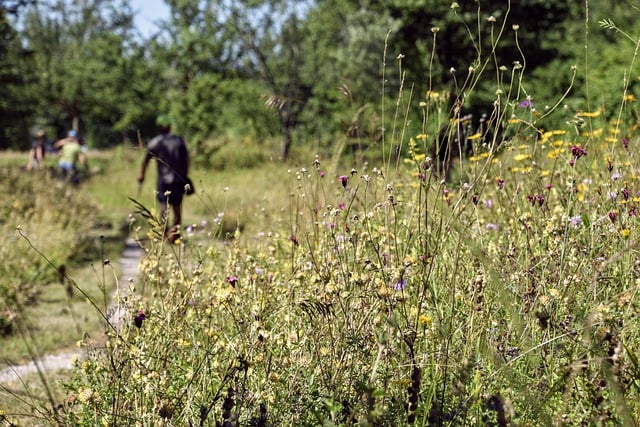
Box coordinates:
[3,110,640,425]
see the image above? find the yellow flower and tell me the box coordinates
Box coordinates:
[583,128,603,137]
[547,148,564,159]
[580,110,601,118]
[514,153,531,162]
[426,90,440,99]
[419,314,432,326]
[620,229,631,239]
[624,94,636,102]
[467,132,483,141]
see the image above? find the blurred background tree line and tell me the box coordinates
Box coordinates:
[1,0,639,162]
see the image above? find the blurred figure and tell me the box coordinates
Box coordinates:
[138,115,190,243]
[54,130,88,184]
[26,129,47,171]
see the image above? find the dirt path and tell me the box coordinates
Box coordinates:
[0,238,144,384]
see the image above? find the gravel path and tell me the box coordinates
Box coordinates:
[0,238,144,384]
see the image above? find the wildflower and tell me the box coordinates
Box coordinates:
[570,145,587,159]
[394,278,407,291]
[289,235,299,246]
[527,194,545,206]
[611,172,622,181]
[620,229,631,239]
[339,175,348,188]
[318,170,325,178]
[570,215,582,228]
[486,223,500,231]
[622,188,630,200]
[496,178,505,189]
[418,314,432,326]
[608,211,618,223]
[483,199,493,209]
[518,99,534,109]
[622,138,630,149]
[226,275,238,287]
[134,310,146,328]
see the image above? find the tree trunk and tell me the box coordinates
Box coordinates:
[281,123,292,161]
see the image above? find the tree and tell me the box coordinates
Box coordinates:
[19,0,146,145]
[0,6,37,149]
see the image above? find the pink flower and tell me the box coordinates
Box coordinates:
[339,175,348,188]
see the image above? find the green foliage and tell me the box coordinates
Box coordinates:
[0,8,36,149]
[0,165,107,338]
[58,113,640,423]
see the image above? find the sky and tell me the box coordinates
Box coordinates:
[129,0,170,38]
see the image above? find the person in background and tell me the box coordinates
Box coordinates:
[138,114,190,243]
[26,129,47,171]
[54,130,88,184]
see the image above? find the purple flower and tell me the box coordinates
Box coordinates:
[570,145,587,160]
[483,199,493,209]
[622,138,630,149]
[518,99,534,109]
[608,211,618,223]
[134,310,146,328]
[394,278,407,291]
[570,216,582,228]
[226,275,238,287]
[486,223,500,231]
[622,188,630,200]
[289,235,299,246]
[339,175,348,188]
[611,173,622,181]
[496,178,505,189]
[527,194,545,206]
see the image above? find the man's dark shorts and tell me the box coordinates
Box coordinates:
[157,182,185,206]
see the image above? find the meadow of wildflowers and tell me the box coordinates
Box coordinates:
[48,97,640,425]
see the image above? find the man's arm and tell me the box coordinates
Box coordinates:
[138,154,150,183]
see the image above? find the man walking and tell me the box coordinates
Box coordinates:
[138,115,191,243]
